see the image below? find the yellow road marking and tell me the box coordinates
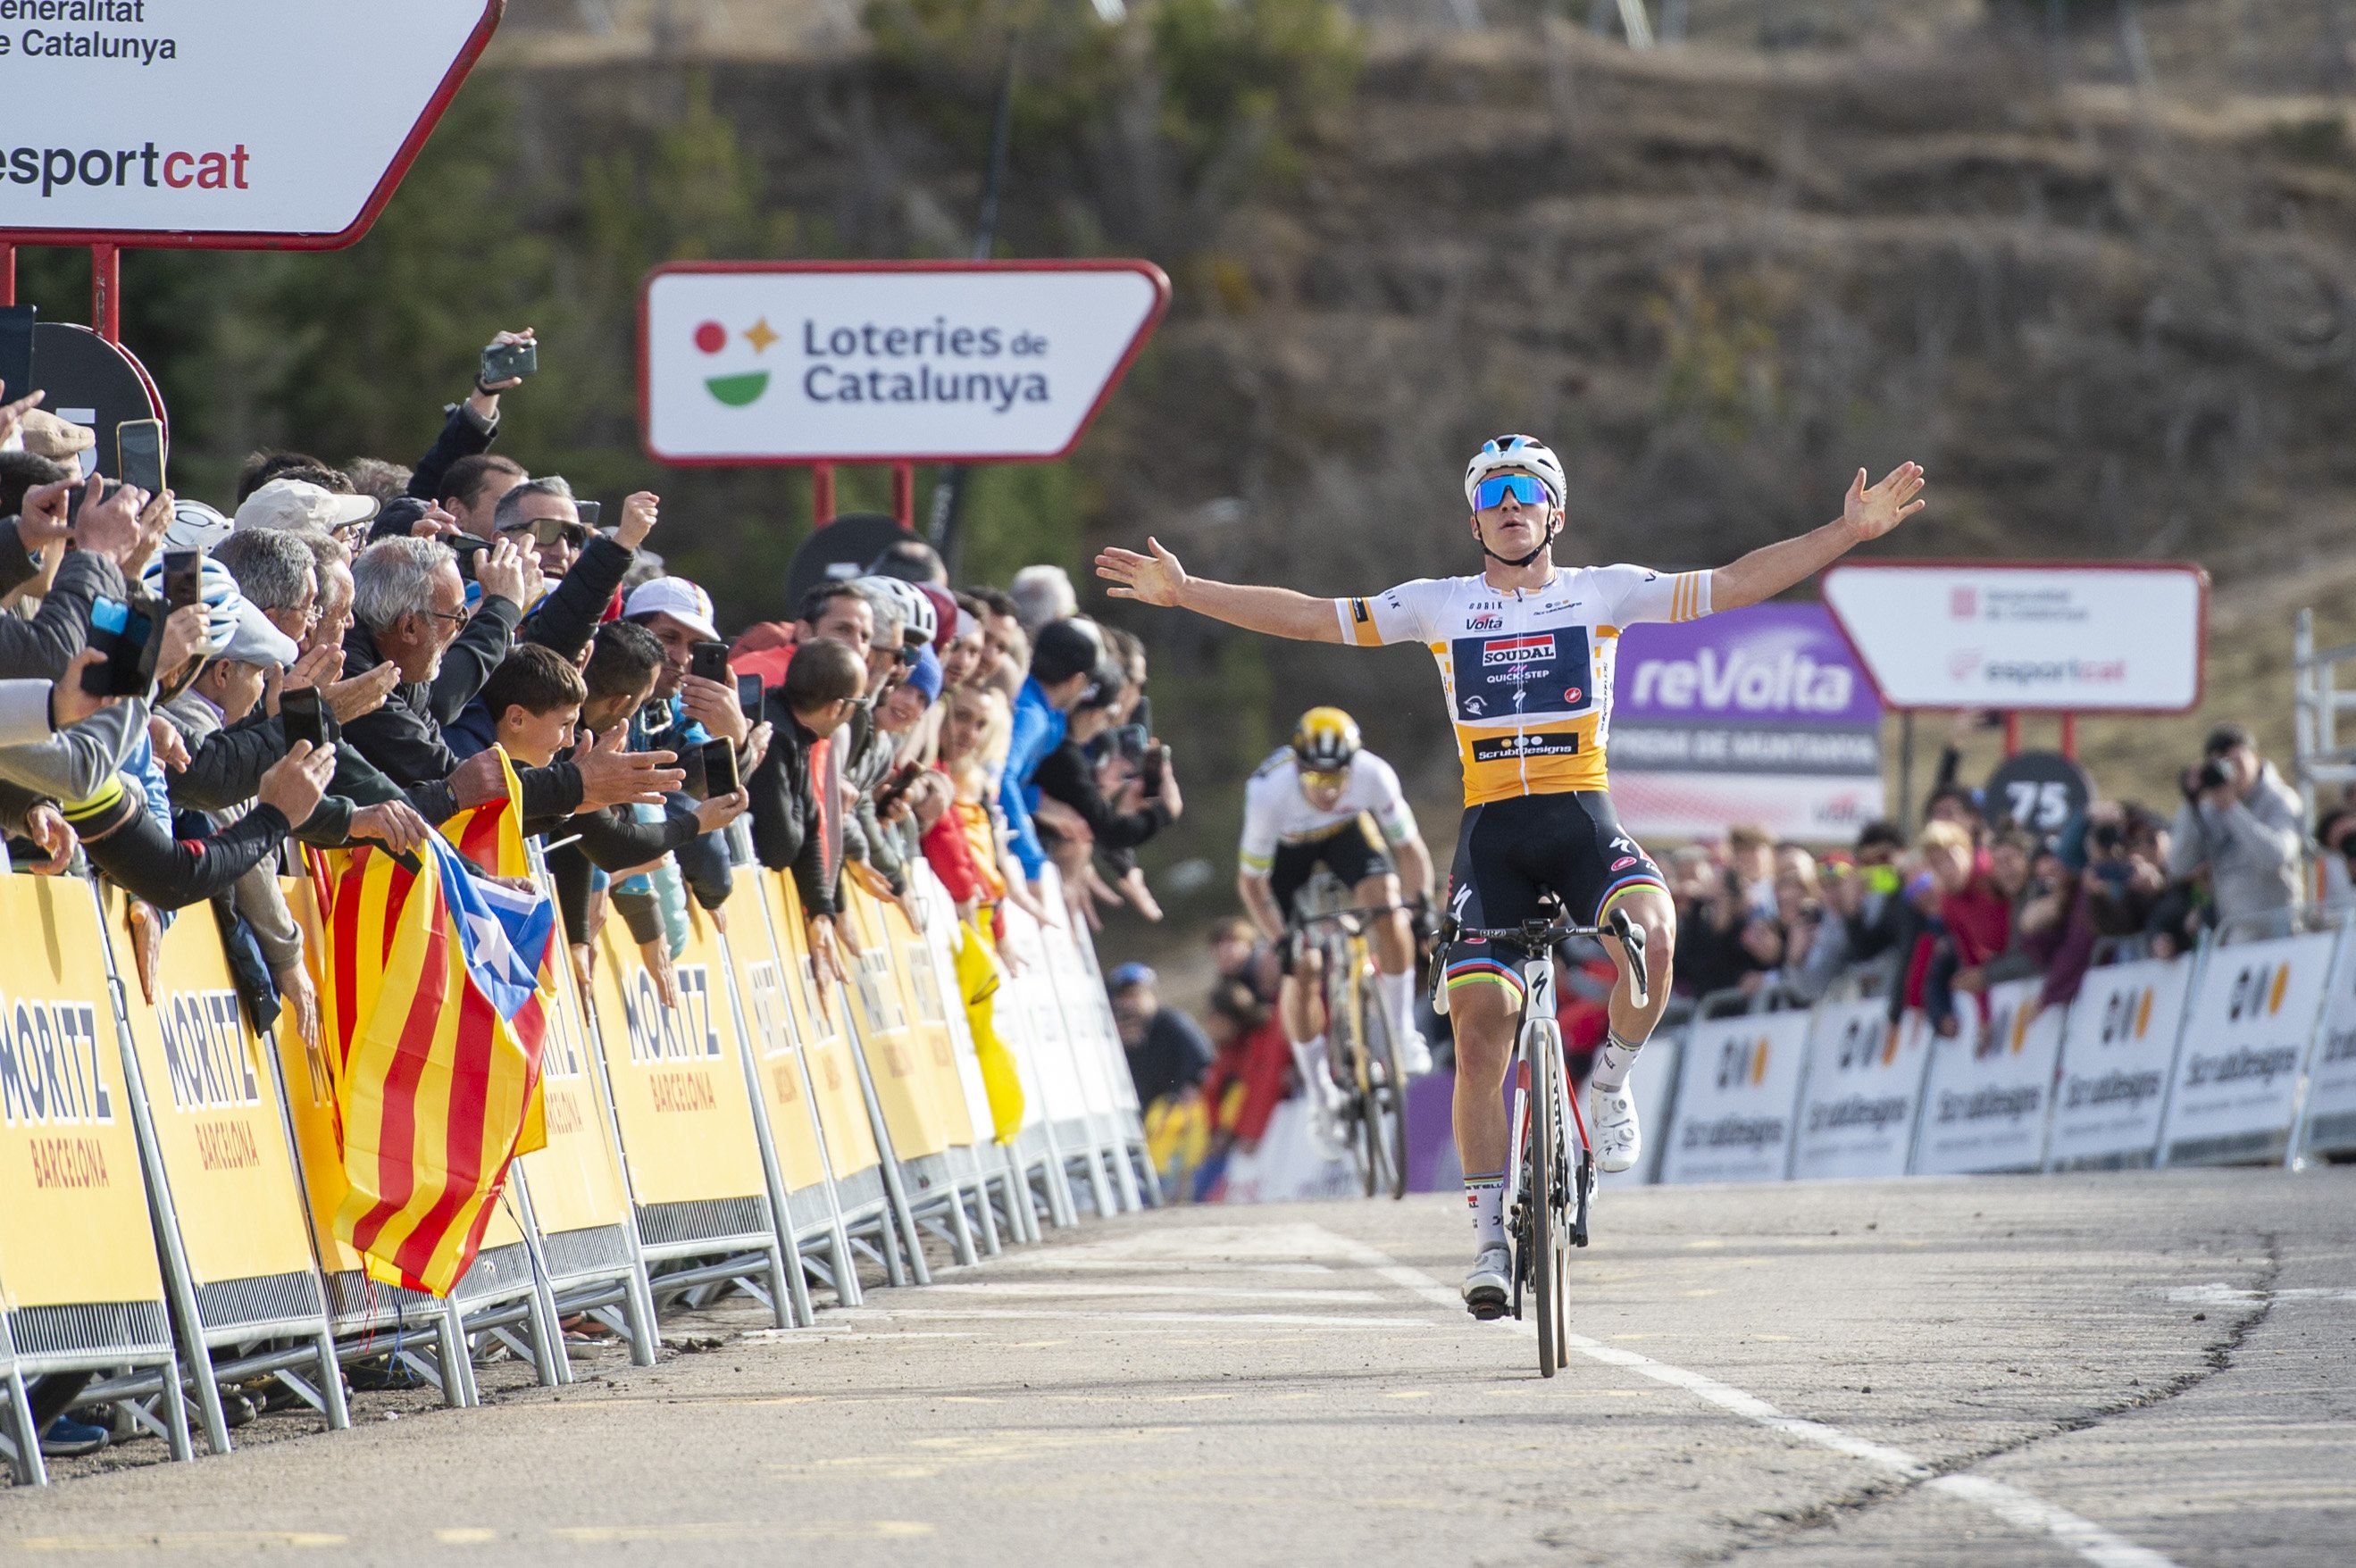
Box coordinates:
[16,1533,348,1552]
[550,1522,932,1544]
[434,1529,498,1545]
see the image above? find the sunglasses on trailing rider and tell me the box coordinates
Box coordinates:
[1300,767,1349,790]
[1473,473,1556,511]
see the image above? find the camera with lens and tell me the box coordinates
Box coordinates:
[2181,756,2235,801]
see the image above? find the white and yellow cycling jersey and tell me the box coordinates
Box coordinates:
[1333,564,1713,805]
[1237,748,1416,876]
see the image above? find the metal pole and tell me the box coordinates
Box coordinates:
[91,244,119,342]
[811,463,836,528]
[2060,713,2077,760]
[891,463,915,532]
[1898,712,1915,839]
[0,244,14,308]
[2003,711,2022,759]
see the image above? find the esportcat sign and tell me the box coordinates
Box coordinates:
[638,260,1170,465]
[1820,560,2207,713]
[0,0,502,246]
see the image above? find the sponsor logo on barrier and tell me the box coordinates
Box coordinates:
[621,963,723,1063]
[2062,1069,2164,1111]
[1935,1086,2043,1125]
[1680,1114,1786,1150]
[2181,1045,2304,1088]
[0,994,111,1127]
[1808,1095,1911,1133]
[156,988,259,1112]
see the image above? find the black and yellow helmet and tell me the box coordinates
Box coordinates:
[1291,706,1361,773]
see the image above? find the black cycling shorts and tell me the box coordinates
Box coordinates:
[1441,790,1665,998]
[1269,815,1395,976]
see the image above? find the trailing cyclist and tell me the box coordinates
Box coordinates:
[1236,706,1437,1154]
[1098,437,1925,1316]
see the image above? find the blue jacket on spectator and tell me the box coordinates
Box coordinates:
[1001,674,1066,880]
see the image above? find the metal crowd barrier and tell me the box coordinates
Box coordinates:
[0,844,1150,1486]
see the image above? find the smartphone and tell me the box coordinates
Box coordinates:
[873,760,922,815]
[689,640,731,687]
[162,548,203,612]
[735,672,765,717]
[1109,722,1148,764]
[67,477,126,523]
[698,738,739,799]
[575,499,600,530]
[1143,742,1169,792]
[0,304,34,407]
[280,686,336,752]
[81,593,161,698]
[450,535,488,583]
[481,338,538,383]
[117,419,165,496]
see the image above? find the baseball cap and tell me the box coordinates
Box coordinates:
[220,599,301,668]
[235,478,380,534]
[904,644,943,705]
[916,584,958,649]
[1108,963,1156,990]
[18,410,95,464]
[622,575,720,641]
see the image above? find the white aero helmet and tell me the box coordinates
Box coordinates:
[1462,434,1566,510]
[855,574,935,647]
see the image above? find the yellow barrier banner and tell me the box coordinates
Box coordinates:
[104,889,315,1289]
[583,903,766,1206]
[513,925,631,1239]
[763,873,881,1182]
[279,877,527,1280]
[876,894,977,1150]
[717,881,832,1197]
[0,877,163,1309]
[839,887,957,1161]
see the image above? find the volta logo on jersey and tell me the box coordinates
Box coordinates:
[1467,613,1505,631]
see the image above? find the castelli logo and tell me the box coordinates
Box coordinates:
[1562,686,1583,705]
[1610,855,1637,872]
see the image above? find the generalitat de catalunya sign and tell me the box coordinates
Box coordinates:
[0,1,502,246]
[638,261,1170,466]
[1820,561,2208,713]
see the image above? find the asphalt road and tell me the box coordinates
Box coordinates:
[4,1170,2353,1566]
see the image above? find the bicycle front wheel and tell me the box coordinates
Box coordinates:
[1360,993,1408,1201]
[1527,1030,1558,1379]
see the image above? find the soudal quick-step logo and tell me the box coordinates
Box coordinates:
[1481,633,1554,667]
[692,317,776,407]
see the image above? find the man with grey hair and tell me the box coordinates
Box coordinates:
[1009,563,1077,634]
[341,534,680,822]
[492,478,664,663]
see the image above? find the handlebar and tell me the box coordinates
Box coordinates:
[1431,905,1648,1016]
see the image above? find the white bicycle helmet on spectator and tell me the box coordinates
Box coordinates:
[164,499,234,555]
[1461,434,1566,510]
[856,574,935,647]
[138,554,244,660]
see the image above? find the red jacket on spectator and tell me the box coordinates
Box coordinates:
[1199,1016,1292,1147]
[1939,863,2011,971]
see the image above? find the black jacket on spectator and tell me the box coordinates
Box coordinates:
[405,402,497,505]
[531,785,708,948]
[168,712,452,844]
[1032,738,1170,854]
[340,603,583,822]
[748,695,840,918]
[1126,1006,1213,1107]
[518,535,631,663]
[0,530,124,679]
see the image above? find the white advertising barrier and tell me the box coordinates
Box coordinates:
[1789,999,1934,1180]
[1911,980,2067,1175]
[2297,928,2356,1158]
[1214,1099,1358,1205]
[640,262,1168,464]
[2044,957,2192,1168]
[2160,932,2342,1165]
[0,2,498,245]
[1822,562,2206,713]
[1658,1010,1810,1185]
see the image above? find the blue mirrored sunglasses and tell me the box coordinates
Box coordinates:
[1474,473,1553,510]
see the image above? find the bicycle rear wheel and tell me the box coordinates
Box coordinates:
[1527,1031,1558,1379]
[1324,939,1376,1197]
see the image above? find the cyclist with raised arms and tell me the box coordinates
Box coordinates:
[1099,437,1925,1315]
[1239,707,1436,1148]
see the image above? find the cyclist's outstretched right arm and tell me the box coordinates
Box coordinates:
[1237,871,1287,945]
[1096,538,1343,644]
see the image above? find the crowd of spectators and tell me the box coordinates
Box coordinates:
[0,328,1189,1453]
[1662,714,2325,1038]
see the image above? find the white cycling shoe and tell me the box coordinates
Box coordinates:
[1394,1026,1434,1078]
[1591,1084,1642,1174]
[1462,1245,1511,1320]
[1307,1076,1355,1159]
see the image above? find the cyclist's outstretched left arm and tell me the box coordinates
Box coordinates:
[1710,463,1926,612]
[1096,538,1343,644]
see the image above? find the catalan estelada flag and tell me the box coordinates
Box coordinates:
[327,751,555,1296]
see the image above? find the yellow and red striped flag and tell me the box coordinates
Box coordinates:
[326,750,554,1296]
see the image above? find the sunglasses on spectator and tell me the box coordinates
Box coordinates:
[501,514,589,549]
[1473,474,1555,510]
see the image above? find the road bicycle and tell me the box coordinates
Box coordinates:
[1291,874,1412,1199]
[1435,898,1646,1377]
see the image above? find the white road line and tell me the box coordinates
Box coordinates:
[831,1306,1438,1330]
[1313,1228,2180,1568]
[911,1282,1387,1304]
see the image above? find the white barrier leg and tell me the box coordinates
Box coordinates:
[2,1366,46,1487]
